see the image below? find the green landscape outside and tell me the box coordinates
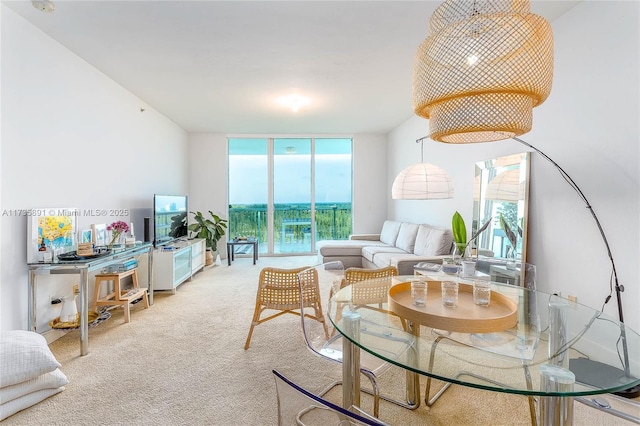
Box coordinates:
[228,202,352,245]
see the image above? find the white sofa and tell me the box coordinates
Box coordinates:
[317,220,453,275]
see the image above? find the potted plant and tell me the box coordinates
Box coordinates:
[188,211,228,266]
[451,211,492,260]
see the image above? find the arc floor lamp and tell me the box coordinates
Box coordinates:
[412,0,637,397]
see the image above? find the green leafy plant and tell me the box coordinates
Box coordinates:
[188,211,228,252]
[451,211,492,257]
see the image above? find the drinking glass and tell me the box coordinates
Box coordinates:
[441,280,458,308]
[411,280,428,306]
[473,280,491,306]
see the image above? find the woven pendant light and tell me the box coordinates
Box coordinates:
[392,138,454,200]
[413,0,554,143]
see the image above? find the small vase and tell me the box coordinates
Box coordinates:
[451,243,467,265]
[108,232,122,249]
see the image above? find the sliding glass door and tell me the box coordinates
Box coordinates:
[228,137,352,255]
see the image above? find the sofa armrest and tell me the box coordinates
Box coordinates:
[349,234,381,241]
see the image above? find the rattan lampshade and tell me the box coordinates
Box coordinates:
[392,163,454,200]
[413,0,554,143]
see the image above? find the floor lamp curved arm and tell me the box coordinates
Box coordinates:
[512,136,632,384]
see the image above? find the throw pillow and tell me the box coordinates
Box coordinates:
[0,331,61,388]
[0,368,68,404]
[0,387,64,421]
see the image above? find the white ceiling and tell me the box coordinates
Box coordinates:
[4,0,581,134]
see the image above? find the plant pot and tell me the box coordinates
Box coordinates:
[205,250,214,266]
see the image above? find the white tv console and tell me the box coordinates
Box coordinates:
[153,238,206,293]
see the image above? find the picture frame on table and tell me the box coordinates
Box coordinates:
[91,224,107,246]
[27,208,78,263]
[80,229,93,244]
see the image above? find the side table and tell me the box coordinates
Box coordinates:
[226,240,258,265]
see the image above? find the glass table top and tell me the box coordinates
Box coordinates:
[328,275,640,397]
[28,242,153,268]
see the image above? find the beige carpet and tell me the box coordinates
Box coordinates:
[4,255,639,425]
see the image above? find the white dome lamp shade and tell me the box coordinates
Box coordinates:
[392,137,453,200]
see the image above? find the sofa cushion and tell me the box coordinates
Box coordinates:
[361,245,406,263]
[413,225,453,256]
[372,252,447,275]
[379,220,402,246]
[395,222,420,253]
[317,240,387,257]
[370,251,427,271]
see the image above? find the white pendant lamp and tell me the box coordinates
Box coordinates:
[392,137,453,200]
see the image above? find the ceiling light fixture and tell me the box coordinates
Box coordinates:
[276,94,311,113]
[32,0,55,13]
[391,137,453,200]
[413,0,553,143]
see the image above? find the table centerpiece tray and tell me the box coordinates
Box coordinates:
[56,249,112,261]
[388,281,518,333]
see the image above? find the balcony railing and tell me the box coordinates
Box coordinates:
[228,203,352,250]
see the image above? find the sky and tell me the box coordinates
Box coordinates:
[228,154,352,205]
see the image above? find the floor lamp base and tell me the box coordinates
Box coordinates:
[570,358,640,398]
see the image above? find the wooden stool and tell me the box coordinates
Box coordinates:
[92,268,149,323]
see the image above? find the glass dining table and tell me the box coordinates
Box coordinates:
[328,275,640,426]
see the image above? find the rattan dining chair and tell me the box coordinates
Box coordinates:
[297,262,417,418]
[272,369,389,426]
[345,266,398,311]
[244,266,328,350]
[344,266,398,285]
[329,266,399,301]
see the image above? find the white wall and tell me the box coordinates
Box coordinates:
[188,133,228,257]
[352,134,388,234]
[1,6,189,331]
[388,1,639,329]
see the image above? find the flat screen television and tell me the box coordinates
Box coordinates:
[153,194,188,246]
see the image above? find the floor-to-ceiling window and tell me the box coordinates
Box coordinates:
[228,137,352,255]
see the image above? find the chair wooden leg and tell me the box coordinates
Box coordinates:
[244,304,262,350]
[314,304,330,339]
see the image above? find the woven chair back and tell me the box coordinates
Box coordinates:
[345,266,398,306]
[258,266,313,311]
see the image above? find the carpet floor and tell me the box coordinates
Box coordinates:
[4,255,639,425]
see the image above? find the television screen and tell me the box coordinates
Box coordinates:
[154,194,188,246]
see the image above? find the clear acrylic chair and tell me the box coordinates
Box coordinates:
[425,261,540,424]
[272,369,389,426]
[297,262,417,418]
